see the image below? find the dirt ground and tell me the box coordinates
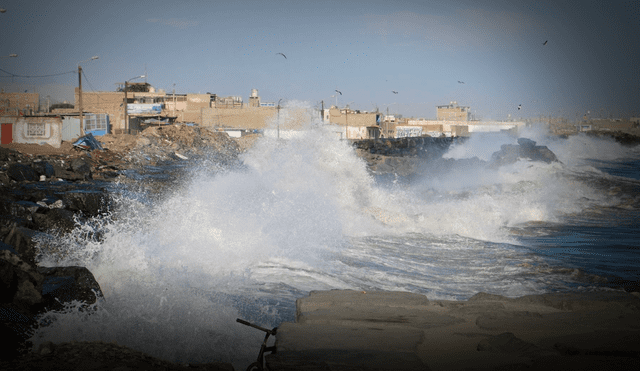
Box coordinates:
[1,128,258,158]
[0,141,77,156]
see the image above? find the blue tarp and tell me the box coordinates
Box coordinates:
[73,132,103,151]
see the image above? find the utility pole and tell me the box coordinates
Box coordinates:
[277,98,282,140]
[78,65,84,136]
[124,81,128,134]
[345,106,348,140]
[76,56,98,136]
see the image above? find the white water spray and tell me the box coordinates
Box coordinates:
[31,104,639,366]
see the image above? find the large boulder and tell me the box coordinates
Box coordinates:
[0,250,44,308]
[32,208,77,234]
[0,249,45,361]
[37,266,104,311]
[53,165,85,181]
[490,137,559,167]
[7,164,38,182]
[63,190,110,216]
[31,161,55,178]
[1,225,43,266]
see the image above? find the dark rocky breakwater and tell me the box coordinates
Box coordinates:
[353,136,560,176]
[1,125,241,370]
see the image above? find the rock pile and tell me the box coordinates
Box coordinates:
[354,137,561,176]
[119,125,241,167]
[1,125,242,369]
[489,138,560,167]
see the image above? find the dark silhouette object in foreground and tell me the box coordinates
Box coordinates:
[237,318,278,371]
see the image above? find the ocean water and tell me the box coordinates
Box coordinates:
[31,106,640,367]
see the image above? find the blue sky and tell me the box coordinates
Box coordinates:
[1,0,638,120]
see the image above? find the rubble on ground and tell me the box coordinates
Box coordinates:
[0,125,244,370]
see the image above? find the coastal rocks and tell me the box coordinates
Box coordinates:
[70,157,92,178]
[0,126,244,369]
[355,137,561,176]
[354,137,457,176]
[62,190,110,217]
[354,137,455,158]
[0,341,235,371]
[32,208,77,234]
[0,250,44,309]
[7,163,39,182]
[37,266,104,312]
[0,243,107,362]
[122,125,241,167]
[2,225,43,266]
[586,130,640,146]
[489,138,559,167]
[1,185,111,236]
[31,160,55,178]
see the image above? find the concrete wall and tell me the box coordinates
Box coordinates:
[467,122,523,133]
[400,120,525,137]
[0,92,40,115]
[8,116,63,147]
[201,107,277,129]
[328,107,378,127]
[75,89,125,132]
[396,126,423,138]
[436,104,469,121]
[201,107,313,131]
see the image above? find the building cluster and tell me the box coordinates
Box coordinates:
[0,84,530,148]
[7,81,633,148]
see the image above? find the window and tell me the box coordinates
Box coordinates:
[84,114,108,131]
[27,123,46,137]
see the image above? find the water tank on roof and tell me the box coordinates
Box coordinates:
[158,89,165,94]
[149,86,156,93]
[251,89,258,97]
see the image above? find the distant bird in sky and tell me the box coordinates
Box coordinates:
[392,91,398,94]
[543,40,548,45]
[335,89,342,95]
[518,104,522,110]
[276,52,287,59]
[457,81,464,84]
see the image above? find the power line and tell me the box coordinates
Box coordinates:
[81,68,97,92]
[0,67,76,79]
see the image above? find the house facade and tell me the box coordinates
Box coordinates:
[325,107,381,139]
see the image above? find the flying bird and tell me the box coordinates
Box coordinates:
[335,89,342,95]
[392,91,398,94]
[518,104,522,110]
[457,81,464,84]
[543,40,548,45]
[276,52,287,59]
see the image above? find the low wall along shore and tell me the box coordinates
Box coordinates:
[267,289,640,371]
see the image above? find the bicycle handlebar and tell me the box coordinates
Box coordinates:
[236,318,277,335]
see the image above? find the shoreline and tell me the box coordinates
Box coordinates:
[268,289,640,371]
[1,127,639,370]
